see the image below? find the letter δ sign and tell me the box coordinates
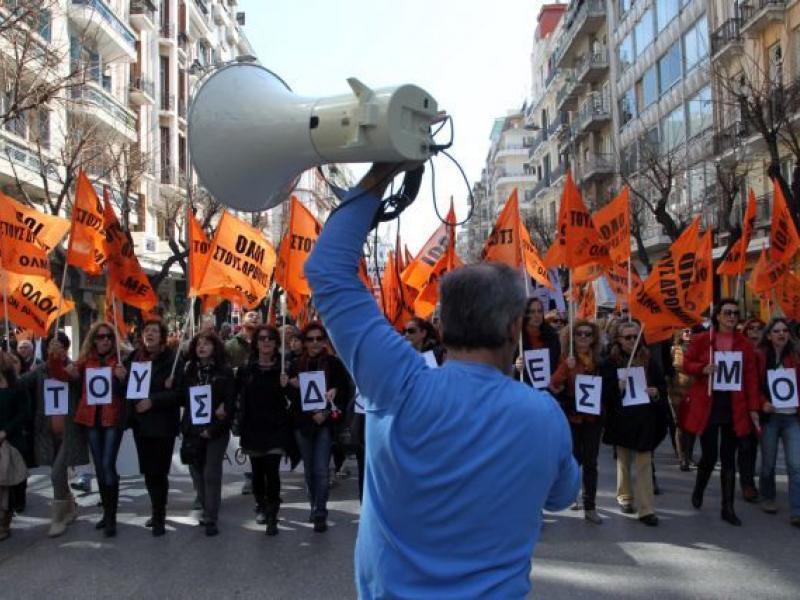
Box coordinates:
[767,368,800,410]
[616,367,649,407]
[189,384,212,425]
[574,374,602,415]
[86,367,112,405]
[299,370,327,412]
[523,349,551,389]
[43,378,69,416]
[126,362,152,400]
[712,351,743,392]
[422,350,438,368]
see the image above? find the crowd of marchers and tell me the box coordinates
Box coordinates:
[0,296,798,543]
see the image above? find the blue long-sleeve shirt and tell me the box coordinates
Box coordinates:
[305,187,580,599]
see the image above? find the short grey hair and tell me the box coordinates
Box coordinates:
[439,263,526,349]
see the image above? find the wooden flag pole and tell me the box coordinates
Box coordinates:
[280,295,287,375]
[627,257,633,322]
[623,324,644,381]
[568,269,574,358]
[2,275,10,349]
[53,263,69,334]
[707,301,714,395]
[112,294,122,363]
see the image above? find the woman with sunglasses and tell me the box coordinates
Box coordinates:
[514,298,561,386]
[755,318,800,527]
[236,324,293,536]
[179,329,235,537]
[53,322,127,537]
[403,317,444,365]
[550,319,605,524]
[288,322,349,532]
[601,321,666,526]
[680,299,759,526]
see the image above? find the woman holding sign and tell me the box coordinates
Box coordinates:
[514,298,561,387]
[236,324,293,536]
[54,322,127,538]
[0,350,30,541]
[180,330,235,537]
[755,318,800,527]
[288,322,349,533]
[550,319,605,524]
[680,299,759,526]
[125,319,183,537]
[601,321,667,526]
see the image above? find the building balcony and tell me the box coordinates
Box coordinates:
[545,67,560,90]
[550,162,566,185]
[129,0,157,31]
[547,112,569,138]
[527,129,546,158]
[226,25,239,45]
[69,0,136,62]
[129,74,155,105]
[495,143,531,159]
[0,130,60,183]
[529,175,551,200]
[556,75,584,112]
[710,17,743,61]
[187,0,213,40]
[212,1,226,24]
[713,120,752,156]
[576,50,609,85]
[493,167,537,187]
[640,222,672,252]
[159,22,174,42]
[575,96,611,137]
[70,83,137,141]
[577,153,615,184]
[160,93,176,114]
[739,1,786,37]
[554,0,606,69]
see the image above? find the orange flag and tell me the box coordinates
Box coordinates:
[0,192,70,251]
[749,246,787,296]
[66,171,109,275]
[0,272,74,336]
[544,171,611,270]
[402,202,456,291]
[594,187,630,264]
[275,196,322,298]
[104,296,128,340]
[573,263,605,286]
[0,202,51,278]
[604,261,642,309]
[188,207,212,296]
[777,271,800,320]
[718,189,757,276]
[103,196,158,311]
[195,211,276,309]
[577,284,596,320]
[689,228,714,311]
[769,179,800,267]
[482,189,552,288]
[414,249,463,319]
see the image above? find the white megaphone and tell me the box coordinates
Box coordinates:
[187,63,441,212]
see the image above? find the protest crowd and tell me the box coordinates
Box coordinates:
[0,166,798,593]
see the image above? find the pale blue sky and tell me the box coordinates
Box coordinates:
[239,0,545,251]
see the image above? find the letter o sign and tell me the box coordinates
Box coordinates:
[768,368,800,410]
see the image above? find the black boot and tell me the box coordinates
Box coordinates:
[265,503,279,536]
[11,479,27,514]
[104,484,118,538]
[95,485,108,531]
[692,467,713,509]
[720,469,742,526]
[151,508,166,537]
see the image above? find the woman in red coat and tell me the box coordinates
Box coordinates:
[679,299,760,526]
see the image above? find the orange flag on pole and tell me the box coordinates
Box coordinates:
[402,202,456,291]
[689,228,714,312]
[66,171,109,275]
[0,201,51,278]
[777,271,800,320]
[749,246,787,296]
[0,272,74,336]
[604,261,642,305]
[593,187,631,264]
[195,211,276,309]
[275,196,322,298]
[543,170,611,270]
[414,246,463,319]
[718,189,757,276]
[577,284,596,320]
[769,179,800,267]
[0,192,70,251]
[103,196,158,311]
[188,207,212,296]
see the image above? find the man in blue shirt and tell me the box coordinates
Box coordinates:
[305,164,580,599]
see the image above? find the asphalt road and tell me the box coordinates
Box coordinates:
[0,445,797,599]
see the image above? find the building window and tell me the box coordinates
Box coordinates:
[768,41,783,87]
[661,105,685,153]
[687,86,712,139]
[794,27,800,78]
[618,0,632,18]
[619,86,636,128]
[643,65,658,108]
[618,32,634,74]
[635,7,655,54]
[683,16,708,74]
[658,41,682,94]
[656,0,678,33]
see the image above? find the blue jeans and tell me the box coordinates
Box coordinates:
[759,414,800,517]
[295,426,332,519]
[86,427,123,487]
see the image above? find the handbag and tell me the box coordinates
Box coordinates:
[179,435,207,466]
[0,442,28,486]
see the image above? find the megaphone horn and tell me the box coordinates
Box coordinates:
[187,63,441,212]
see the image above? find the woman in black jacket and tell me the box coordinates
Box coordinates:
[514,298,561,386]
[180,329,235,537]
[126,319,183,537]
[288,322,349,533]
[601,320,667,527]
[236,324,292,536]
[0,350,29,541]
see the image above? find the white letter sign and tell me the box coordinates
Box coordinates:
[422,350,438,368]
[126,361,152,400]
[767,368,800,410]
[299,371,327,412]
[189,384,212,425]
[86,367,112,406]
[524,349,551,389]
[617,367,649,407]
[44,378,69,416]
[574,375,602,415]
[713,351,743,392]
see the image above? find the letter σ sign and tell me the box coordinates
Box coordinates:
[86,367,112,406]
[299,370,327,412]
[713,351,743,392]
[126,361,152,400]
[189,384,212,425]
[524,349,551,389]
[44,378,69,416]
[767,368,800,410]
[574,374,602,415]
[617,367,649,407]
